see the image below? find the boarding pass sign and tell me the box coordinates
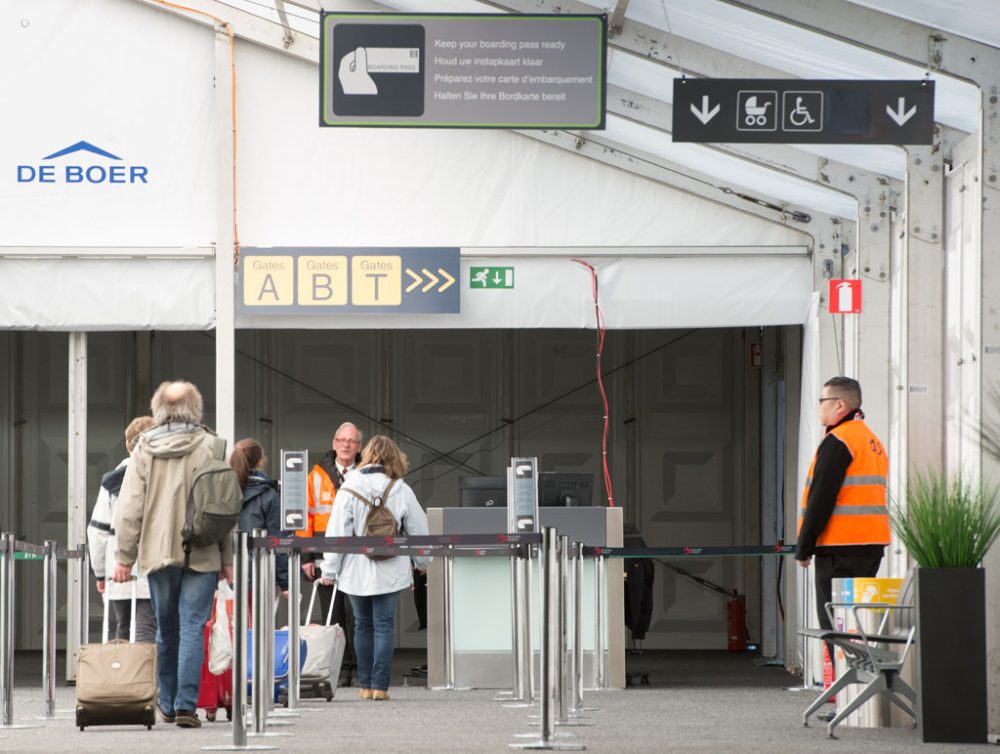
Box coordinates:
[320,13,607,128]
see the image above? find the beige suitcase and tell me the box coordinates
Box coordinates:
[75,639,158,730]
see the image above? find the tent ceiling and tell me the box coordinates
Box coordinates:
[214,0,988,218]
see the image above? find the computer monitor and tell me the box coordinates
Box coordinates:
[538,472,593,507]
[458,475,507,507]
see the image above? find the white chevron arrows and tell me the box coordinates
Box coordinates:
[405,267,455,294]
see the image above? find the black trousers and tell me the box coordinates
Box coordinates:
[315,581,356,676]
[813,551,884,630]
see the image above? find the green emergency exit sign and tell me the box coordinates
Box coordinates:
[470,266,514,289]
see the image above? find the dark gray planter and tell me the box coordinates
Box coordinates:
[914,567,987,743]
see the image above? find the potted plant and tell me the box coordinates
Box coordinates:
[890,472,1000,744]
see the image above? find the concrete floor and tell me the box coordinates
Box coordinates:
[0,650,993,753]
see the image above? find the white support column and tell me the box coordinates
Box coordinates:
[902,144,946,475]
[214,26,235,447]
[66,332,87,681]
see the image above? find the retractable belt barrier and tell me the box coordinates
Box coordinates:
[585,544,795,558]
[1,533,87,730]
[2,530,798,749]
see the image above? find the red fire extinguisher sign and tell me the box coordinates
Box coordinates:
[829,279,862,314]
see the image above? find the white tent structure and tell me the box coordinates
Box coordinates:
[2,0,997,732]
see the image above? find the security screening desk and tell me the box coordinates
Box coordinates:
[426,507,625,690]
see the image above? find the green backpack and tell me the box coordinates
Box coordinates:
[181,435,243,564]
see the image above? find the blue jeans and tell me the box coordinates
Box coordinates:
[147,567,218,714]
[348,591,401,691]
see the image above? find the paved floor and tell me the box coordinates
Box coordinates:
[1,650,993,753]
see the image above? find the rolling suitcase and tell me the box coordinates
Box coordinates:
[278,582,346,704]
[76,583,157,731]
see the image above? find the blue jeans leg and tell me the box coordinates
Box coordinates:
[349,591,400,692]
[147,567,218,713]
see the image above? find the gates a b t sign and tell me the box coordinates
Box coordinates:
[320,13,606,128]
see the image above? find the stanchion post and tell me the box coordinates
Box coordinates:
[78,542,89,648]
[572,543,584,712]
[287,548,300,711]
[557,535,568,723]
[264,547,274,715]
[251,530,265,735]
[42,540,57,719]
[201,530,277,750]
[233,531,250,746]
[432,545,469,692]
[594,554,606,690]
[526,550,536,701]
[1,533,14,727]
[510,528,583,751]
[503,547,532,707]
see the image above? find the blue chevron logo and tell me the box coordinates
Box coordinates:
[42,140,122,161]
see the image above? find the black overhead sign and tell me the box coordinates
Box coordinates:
[672,79,934,145]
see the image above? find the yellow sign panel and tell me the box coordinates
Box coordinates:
[351,255,401,306]
[243,256,294,306]
[298,256,348,306]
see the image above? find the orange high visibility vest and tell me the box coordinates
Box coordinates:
[296,465,337,538]
[798,418,890,547]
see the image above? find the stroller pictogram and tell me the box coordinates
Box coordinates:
[743,96,772,126]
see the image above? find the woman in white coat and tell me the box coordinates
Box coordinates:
[319,435,429,701]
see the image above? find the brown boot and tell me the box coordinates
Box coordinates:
[371,689,390,701]
[359,688,373,700]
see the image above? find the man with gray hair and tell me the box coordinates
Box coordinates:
[298,421,362,686]
[114,380,235,728]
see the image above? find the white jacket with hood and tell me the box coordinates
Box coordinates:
[320,465,430,596]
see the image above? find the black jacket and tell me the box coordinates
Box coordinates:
[239,472,289,590]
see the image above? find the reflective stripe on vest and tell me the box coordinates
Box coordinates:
[798,418,890,547]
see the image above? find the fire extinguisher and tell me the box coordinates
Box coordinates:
[727,592,746,652]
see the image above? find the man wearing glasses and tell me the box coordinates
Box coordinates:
[796,377,890,658]
[299,421,362,686]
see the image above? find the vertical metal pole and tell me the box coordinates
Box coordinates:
[78,543,89,649]
[432,545,467,691]
[595,554,606,690]
[526,549,536,701]
[445,548,456,688]
[572,543,585,713]
[42,540,57,718]
[503,549,532,707]
[1,533,14,727]
[557,536,569,723]
[264,549,274,714]
[541,528,557,741]
[497,551,520,701]
[232,531,249,747]
[251,530,265,735]
[287,548,300,711]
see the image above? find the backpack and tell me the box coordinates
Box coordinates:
[343,479,399,561]
[181,435,243,565]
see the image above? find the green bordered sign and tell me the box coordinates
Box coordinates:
[470,266,514,289]
[320,13,607,129]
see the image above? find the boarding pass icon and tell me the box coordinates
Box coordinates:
[339,47,421,95]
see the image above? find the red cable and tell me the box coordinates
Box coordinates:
[572,259,615,507]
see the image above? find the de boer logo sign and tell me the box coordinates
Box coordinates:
[17,140,149,185]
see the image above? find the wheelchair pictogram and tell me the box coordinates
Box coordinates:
[782,91,823,132]
[736,90,777,131]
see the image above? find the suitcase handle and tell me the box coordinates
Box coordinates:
[305,580,339,627]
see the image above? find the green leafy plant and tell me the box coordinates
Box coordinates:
[890,472,1000,568]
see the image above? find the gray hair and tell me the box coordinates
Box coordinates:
[335,421,364,444]
[151,381,204,426]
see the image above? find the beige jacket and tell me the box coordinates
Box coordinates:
[114,422,233,575]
